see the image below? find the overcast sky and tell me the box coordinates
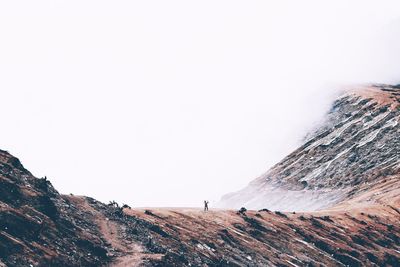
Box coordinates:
[0,1,399,207]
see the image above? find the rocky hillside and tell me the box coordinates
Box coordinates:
[0,148,199,266]
[218,84,400,211]
[0,150,107,266]
[0,84,399,266]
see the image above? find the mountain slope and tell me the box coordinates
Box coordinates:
[0,149,172,266]
[218,84,400,211]
[0,150,110,266]
[0,84,399,266]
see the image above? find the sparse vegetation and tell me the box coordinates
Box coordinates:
[238,207,247,214]
[258,208,270,212]
[274,211,288,218]
[122,204,131,209]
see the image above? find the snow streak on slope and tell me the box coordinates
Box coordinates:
[218,85,400,211]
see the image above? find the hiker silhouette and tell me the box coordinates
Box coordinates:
[204,200,209,211]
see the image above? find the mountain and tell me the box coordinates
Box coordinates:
[0,84,399,266]
[218,84,400,211]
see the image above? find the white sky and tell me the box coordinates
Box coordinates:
[0,1,399,207]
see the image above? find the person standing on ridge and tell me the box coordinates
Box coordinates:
[204,200,209,211]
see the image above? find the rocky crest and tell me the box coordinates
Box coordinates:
[0,149,169,266]
[0,149,113,266]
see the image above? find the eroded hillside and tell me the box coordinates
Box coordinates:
[218,85,400,211]
[0,84,399,266]
[0,150,110,266]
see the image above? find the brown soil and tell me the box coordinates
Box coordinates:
[65,196,164,267]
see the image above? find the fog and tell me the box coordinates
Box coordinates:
[0,1,399,207]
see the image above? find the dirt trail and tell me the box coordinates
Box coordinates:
[66,196,146,267]
[63,174,400,267]
[97,218,144,267]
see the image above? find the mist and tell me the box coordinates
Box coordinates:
[0,1,399,207]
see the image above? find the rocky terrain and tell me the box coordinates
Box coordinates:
[218,84,400,211]
[0,150,108,266]
[0,84,399,266]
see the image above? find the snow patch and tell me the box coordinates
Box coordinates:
[217,183,348,212]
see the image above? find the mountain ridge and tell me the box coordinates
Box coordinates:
[0,84,399,266]
[217,84,400,211]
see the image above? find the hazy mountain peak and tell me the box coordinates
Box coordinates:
[218,84,400,211]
